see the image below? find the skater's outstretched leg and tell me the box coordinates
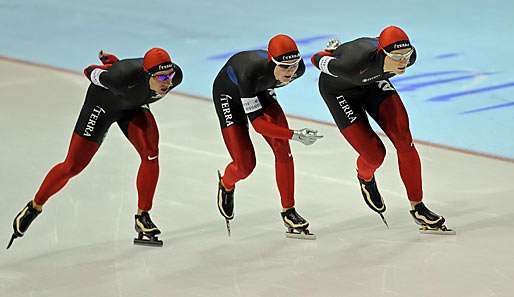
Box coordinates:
[8,133,99,249]
[34,133,100,206]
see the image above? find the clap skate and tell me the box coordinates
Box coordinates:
[133,212,163,247]
[358,175,389,228]
[410,202,456,235]
[217,170,234,237]
[281,208,316,240]
[7,200,42,249]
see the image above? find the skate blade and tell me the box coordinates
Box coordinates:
[225,219,231,237]
[133,238,163,247]
[419,226,456,235]
[285,230,317,240]
[6,234,17,249]
[379,213,389,229]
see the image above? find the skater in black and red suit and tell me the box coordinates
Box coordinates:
[311,26,453,234]
[213,34,323,237]
[8,48,183,248]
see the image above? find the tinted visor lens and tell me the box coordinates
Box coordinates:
[153,72,175,81]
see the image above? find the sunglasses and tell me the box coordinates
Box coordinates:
[152,71,176,81]
[271,57,301,69]
[383,48,414,62]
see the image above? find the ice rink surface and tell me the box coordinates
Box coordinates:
[1,59,513,297]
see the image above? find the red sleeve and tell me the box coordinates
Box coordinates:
[83,64,111,81]
[251,115,293,139]
[311,51,334,69]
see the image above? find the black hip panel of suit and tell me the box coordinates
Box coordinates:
[74,85,147,143]
[319,78,398,129]
[212,75,249,128]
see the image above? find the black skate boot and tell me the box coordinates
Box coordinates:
[7,200,42,249]
[281,208,316,240]
[217,170,234,237]
[217,171,234,220]
[410,202,455,235]
[358,175,388,228]
[134,211,163,247]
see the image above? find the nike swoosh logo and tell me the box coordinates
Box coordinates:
[359,68,368,75]
[147,155,158,160]
[128,84,136,88]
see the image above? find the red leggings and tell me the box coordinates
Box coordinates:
[341,94,422,202]
[221,102,295,208]
[34,111,160,210]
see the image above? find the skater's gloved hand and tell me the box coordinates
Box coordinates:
[310,38,343,69]
[98,50,119,65]
[311,51,333,69]
[83,64,109,82]
[325,38,342,52]
[291,128,323,145]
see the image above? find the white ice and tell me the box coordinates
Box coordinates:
[1,59,514,297]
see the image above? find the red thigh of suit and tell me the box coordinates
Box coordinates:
[221,100,295,208]
[121,109,159,158]
[34,109,161,209]
[341,93,422,202]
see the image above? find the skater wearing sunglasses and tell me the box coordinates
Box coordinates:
[311,26,454,234]
[8,48,183,249]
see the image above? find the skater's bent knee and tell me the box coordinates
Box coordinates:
[235,159,256,178]
[362,145,386,167]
